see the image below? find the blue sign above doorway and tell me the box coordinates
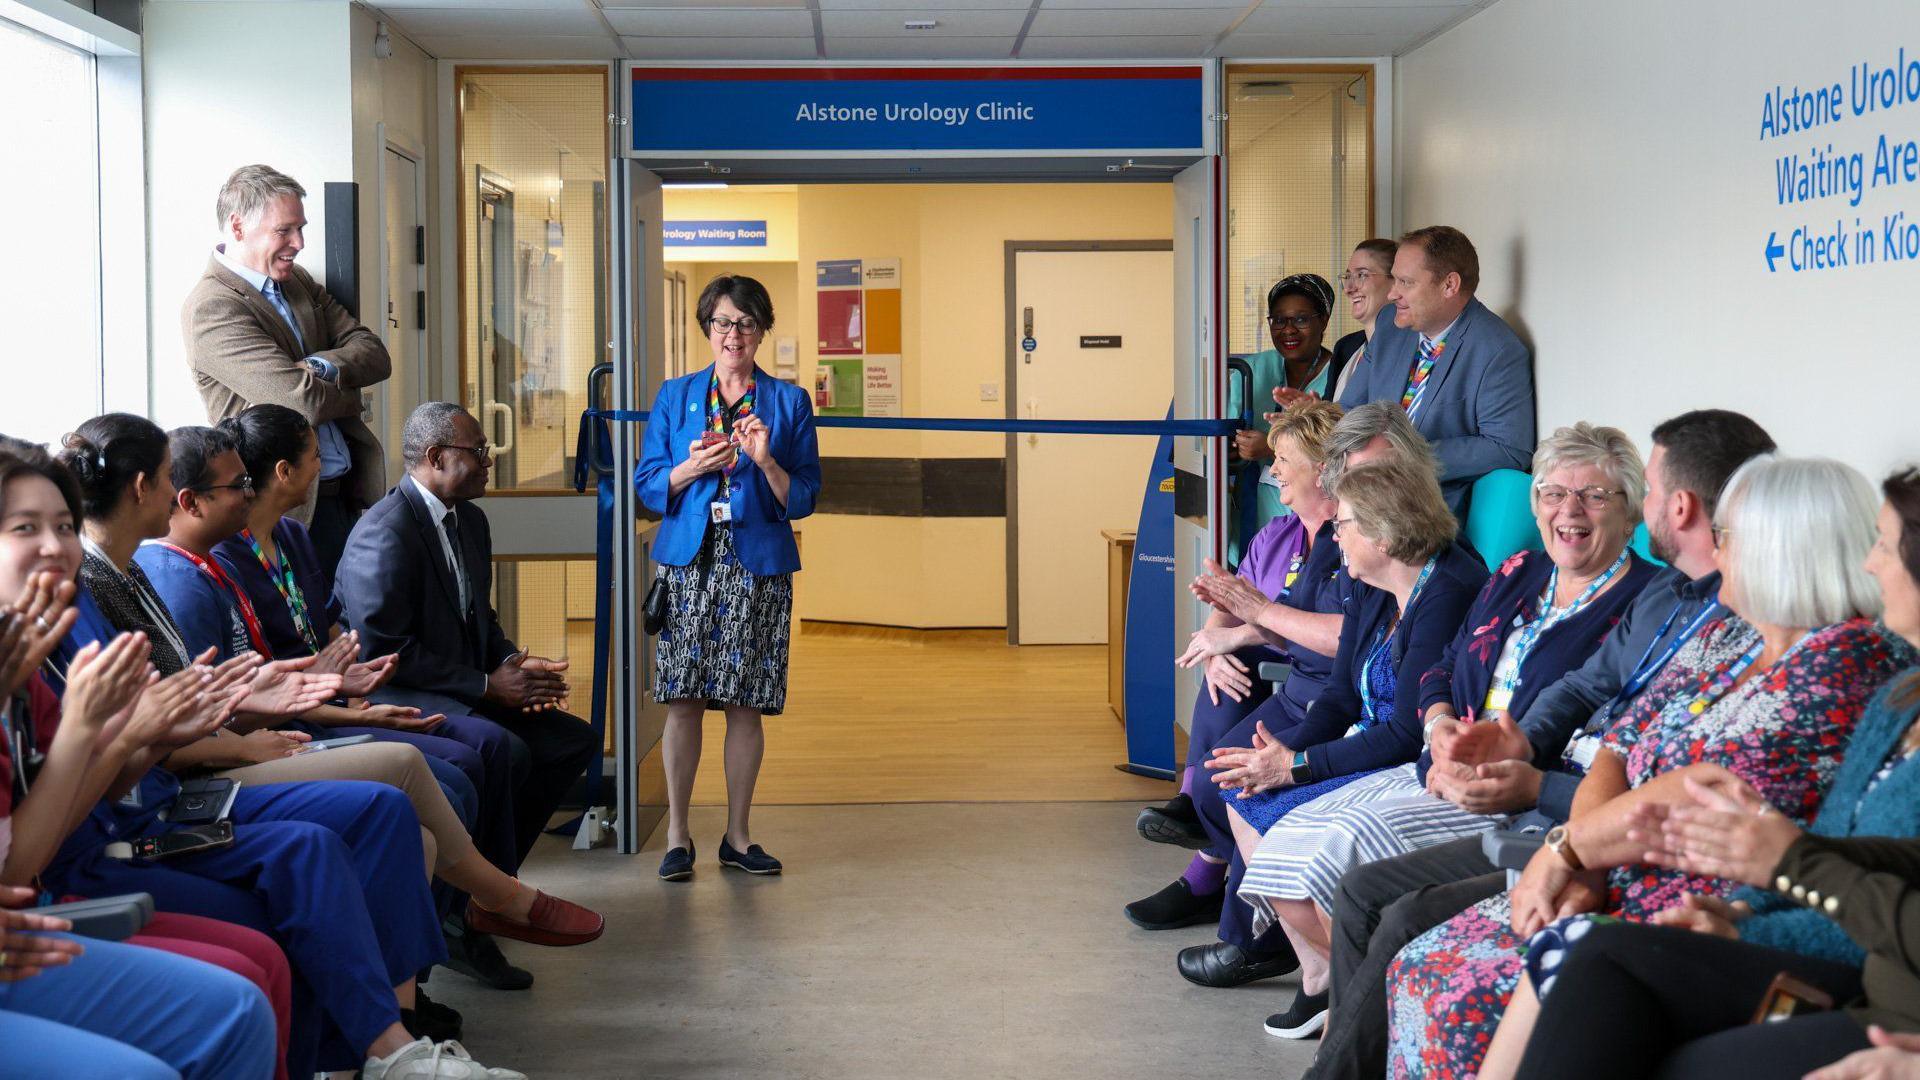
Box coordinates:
[662,220,768,247]
[629,65,1206,155]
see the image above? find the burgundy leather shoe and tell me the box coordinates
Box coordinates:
[466,891,605,947]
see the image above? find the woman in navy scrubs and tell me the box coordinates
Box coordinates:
[637,274,821,882]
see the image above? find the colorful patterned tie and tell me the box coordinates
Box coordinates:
[1401,336,1442,419]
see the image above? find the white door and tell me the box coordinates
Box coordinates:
[1013,248,1173,644]
[1172,158,1223,736]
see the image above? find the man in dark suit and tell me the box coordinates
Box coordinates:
[1337,226,1535,518]
[183,164,391,584]
[336,402,597,986]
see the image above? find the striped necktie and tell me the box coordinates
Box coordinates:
[261,279,305,353]
[1402,336,1440,418]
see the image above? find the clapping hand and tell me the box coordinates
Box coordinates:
[1431,712,1533,769]
[1624,767,1802,888]
[0,571,79,697]
[1206,720,1295,797]
[1271,386,1319,411]
[1806,1026,1920,1080]
[1190,560,1272,625]
[485,652,569,712]
[0,884,83,983]
[1175,625,1247,671]
[59,633,152,742]
[238,648,344,717]
[350,701,445,732]
[518,655,571,713]
[1650,891,1749,940]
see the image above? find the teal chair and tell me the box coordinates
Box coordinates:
[1464,469,1543,571]
[1630,521,1665,565]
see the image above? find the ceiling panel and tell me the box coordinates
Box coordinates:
[820,9,1032,35]
[1038,0,1241,7]
[1017,33,1214,58]
[825,35,1019,58]
[600,0,805,6]
[604,7,815,34]
[383,6,610,35]
[373,0,587,10]
[620,34,821,57]
[1025,7,1242,36]
[818,0,1030,8]
[1236,3,1467,35]
[1252,0,1470,7]
[414,33,619,58]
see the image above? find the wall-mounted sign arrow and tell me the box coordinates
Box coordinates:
[1765,231,1786,272]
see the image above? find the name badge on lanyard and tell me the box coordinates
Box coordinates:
[709,501,732,524]
[1565,733,1602,771]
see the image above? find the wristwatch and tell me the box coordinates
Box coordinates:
[1543,825,1585,871]
[1289,750,1313,786]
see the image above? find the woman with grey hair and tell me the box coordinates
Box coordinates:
[1235,423,1661,1039]
[1383,455,1910,1079]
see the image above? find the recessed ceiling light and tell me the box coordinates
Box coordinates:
[904,19,937,30]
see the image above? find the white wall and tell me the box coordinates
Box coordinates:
[1396,0,1920,478]
[143,0,355,428]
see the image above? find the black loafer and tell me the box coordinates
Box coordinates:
[1136,795,1210,849]
[1176,940,1300,989]
[1125,878,1224,931]
[719,838,783,875]
[440,921,533,991]
[659,843,695,882]
[1264,987,1330,1039]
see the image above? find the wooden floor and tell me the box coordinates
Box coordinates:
[631,624,1176,806]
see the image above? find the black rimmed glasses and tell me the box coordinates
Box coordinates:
[197,476,255,496]
[708,315,763,336]
[1534,483,1624,511]
[434,444,494,465]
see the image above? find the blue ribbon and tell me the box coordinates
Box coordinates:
[584,408,1240,437]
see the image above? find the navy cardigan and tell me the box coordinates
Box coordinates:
[1415,549,1661,780]
[1274,541,1488,783]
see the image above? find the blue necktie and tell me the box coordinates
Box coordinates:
[261,280,305,353]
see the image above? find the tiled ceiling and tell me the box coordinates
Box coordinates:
[367,0,1496,61]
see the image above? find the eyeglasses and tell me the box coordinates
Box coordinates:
[1534,483,1624,511]
[708,315,762,336]
[1331,517,1358,538]
[196,476,255,496]
[1338,269,1377,287]
[1266,313,1319,330]
[434,444,494,464]
[1712,524,1733,549]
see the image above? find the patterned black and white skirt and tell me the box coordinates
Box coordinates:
[652,523,793,714]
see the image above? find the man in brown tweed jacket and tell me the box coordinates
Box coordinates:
[182,164,390,584]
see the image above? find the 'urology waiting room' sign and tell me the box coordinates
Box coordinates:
[628,65,1206,155]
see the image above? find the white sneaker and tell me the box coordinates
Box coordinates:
[363,1038,528,1079]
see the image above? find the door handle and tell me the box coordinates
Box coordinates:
[486,400,515,455]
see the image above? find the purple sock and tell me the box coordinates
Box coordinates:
[1182,854,1227,896]
[1178,768,1198,799]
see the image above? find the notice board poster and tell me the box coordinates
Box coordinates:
[816,259,863,355]
[863,258,902,355]
[862,355,902,417]
[815,358,864,416]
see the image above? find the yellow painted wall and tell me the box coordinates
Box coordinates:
[648,181,1172,628]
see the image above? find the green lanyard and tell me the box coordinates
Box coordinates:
[241,526,320,654]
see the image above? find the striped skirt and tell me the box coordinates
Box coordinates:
[1237,763,1501,932]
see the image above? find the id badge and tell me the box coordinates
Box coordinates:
[709,501,732,524]
[1566,733,1602,770]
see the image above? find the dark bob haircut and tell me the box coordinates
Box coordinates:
[0,435,85,526]
[218,403,313,488]
[695,274,775,335]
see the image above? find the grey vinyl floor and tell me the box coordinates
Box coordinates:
[425,802,1321,1079]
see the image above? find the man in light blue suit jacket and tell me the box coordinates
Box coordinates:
[1337,226,1535,518]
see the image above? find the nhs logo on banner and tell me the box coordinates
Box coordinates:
[629,66,1205,154]
[663,220,768,247]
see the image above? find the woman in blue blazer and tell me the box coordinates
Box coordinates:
[636,274,821,882]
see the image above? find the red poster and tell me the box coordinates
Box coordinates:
[817,289,863,355]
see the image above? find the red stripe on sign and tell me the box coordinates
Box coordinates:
[630,66,1202,83]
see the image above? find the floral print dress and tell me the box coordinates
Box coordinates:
[1382,615,1905,1078]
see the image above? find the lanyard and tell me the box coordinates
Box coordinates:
[152,542,270,657]
[240,527,320,653]
[707,370,756,480]
[1401,337,1447,421]
[1494,549,1631,695]
[1357,557,1438,726]
[1683,630,1809,717]
[1595,594,1724,724]
[1,693,32,805]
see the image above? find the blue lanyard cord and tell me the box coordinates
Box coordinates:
[1685,630,1812,718]
[1356,557,1438,727]
[1596,593,1725,725]
[1496,549,1632,694]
